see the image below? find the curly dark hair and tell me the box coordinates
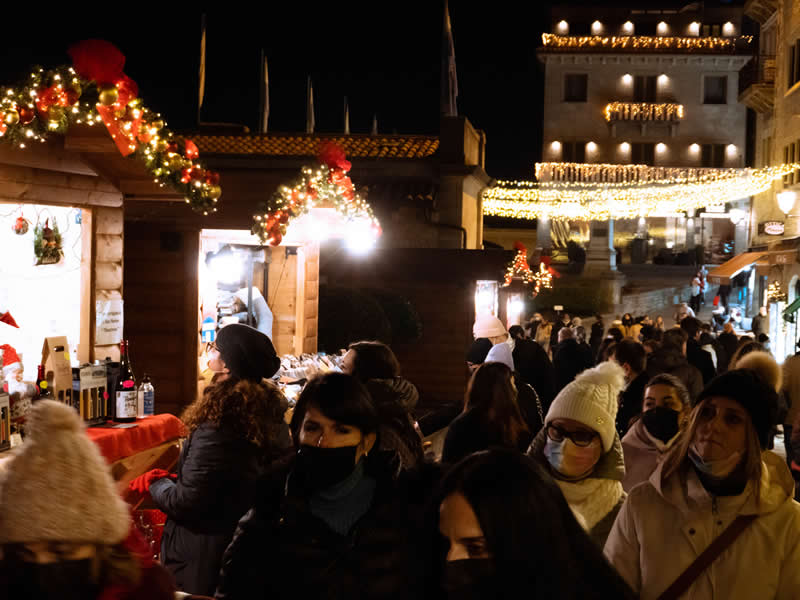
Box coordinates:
[182,377,287,448]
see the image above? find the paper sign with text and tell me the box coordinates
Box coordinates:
[96,299,124,346]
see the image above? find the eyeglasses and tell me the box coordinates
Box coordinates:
[546,424,598,447]
[206,341,218,353]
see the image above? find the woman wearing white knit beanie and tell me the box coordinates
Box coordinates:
[527,361,627,547]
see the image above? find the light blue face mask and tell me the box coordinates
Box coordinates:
[688,445,743,480]
[544,437,599,480]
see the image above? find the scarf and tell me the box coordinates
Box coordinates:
[556,477,625,531]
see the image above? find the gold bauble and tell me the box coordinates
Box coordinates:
[154,139,168,152]
[151,119,165,131]
[4,108,19,125]
[128,97,142,109]
[206,185,222,200]
[98,86,119,106]
[168,155,184,170]
[47,106,65,123]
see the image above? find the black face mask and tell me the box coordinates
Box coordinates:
[6,559,100,600]
[642,406,680,444]
[295,444,359,492]
[443,558,495,600]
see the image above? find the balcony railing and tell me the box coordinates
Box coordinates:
[540,33,754,54]
[738,55,776,94]
[604,102,684,123]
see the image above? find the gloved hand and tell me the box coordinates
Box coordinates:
[128,469,176,495]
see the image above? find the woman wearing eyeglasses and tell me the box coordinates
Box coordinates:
[527,361,627,547]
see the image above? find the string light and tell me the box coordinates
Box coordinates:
[502,243,553,296]
[604,102,684,122]
[483,162,799,221]
[541,33,753,52]
[767,281,787,303]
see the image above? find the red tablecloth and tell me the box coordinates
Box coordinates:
[85,414,186,464]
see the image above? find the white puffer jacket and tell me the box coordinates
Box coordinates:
[604,451,800,600]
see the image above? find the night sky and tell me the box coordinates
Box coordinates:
[0,3,551,180]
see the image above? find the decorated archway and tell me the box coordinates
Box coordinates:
[252,142,381,248]
[0,39,221,214]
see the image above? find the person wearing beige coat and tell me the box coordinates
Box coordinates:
[605,369,800,599]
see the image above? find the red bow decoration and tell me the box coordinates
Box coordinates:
[115,74,139,106]
[96,103,142,156]
[68,40,125,85]
[318,141,352,172]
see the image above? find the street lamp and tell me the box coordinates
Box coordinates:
[729,208,746,225]
[777,190,796,216]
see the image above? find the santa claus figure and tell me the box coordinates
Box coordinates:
[1,344,37,422]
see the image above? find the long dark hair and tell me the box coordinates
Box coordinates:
[182,377,287,448]
[465,363,529,448]
[428,450,636,599]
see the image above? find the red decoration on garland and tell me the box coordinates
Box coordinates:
[67,39,125,85]
[115,75,139,107]
[184,139,199,160]
[17,106,35,125]
[318,141,352,172]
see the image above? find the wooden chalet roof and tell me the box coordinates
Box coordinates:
[191,134,440,159]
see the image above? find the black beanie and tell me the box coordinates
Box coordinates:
[216,324,280,382]
[693,369,779,449]
[467,338,493,364]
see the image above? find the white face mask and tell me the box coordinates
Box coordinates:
[689,444,743,480]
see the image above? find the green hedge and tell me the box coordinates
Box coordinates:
[533,279,613,316]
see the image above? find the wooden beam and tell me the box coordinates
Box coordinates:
[64,134,118,154]
[0,140,98,176]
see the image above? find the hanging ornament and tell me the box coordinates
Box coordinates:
[17,106,34,125]
[12,214,28,235]
[180,168,192,184]
[168,154,184,170]
[33,218,64,265]
[98,85,119,106]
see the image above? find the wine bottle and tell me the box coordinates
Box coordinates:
[114,340,137,422]
[140,374,155,416]
[37,364,52,399]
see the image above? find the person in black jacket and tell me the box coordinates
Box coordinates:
[717,322,739,372]
[589,315,605,359]
[215,372,440,600]
[442,362,536,465]
[611,339,648,437]
[680,317,716,384]
[553,327,594,393]
[144,324,289,596]
[509,325,556,412]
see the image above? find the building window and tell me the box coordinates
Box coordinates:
[631,142,655,165]
[702,23,722,37]
[701,144,726,168]
[562,141,586,163]
[789,40,800,89]
[564,74,588,102]
[703,76,727,104]
[633,75,658,101]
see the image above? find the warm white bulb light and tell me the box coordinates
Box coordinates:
[658,74,669,84]
[591,20,603,35]
[619,142,631,152]
[726,144,737,155]
[656,142,667,153]
[657,21,669,35]
[586,141,598,152]
[689,21,700,36]
[621,73,633,85]
[556,20,569,34]
[550,141,562,151]
[778,191,796,215]
[622,21,634,34]
[722,22,734,36]
[689,143,700,153]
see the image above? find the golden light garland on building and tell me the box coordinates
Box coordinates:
[483,162,799,221]
[541,33,753,53]
[604,102,684,122]
[767,281,787,303]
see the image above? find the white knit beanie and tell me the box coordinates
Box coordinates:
[485,342,514,371]
[545,361,625,452]
[473,314,506,339]
[0,400,130,544]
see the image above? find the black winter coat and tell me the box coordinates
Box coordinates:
[717,331,739,372]
[616,371,648,437]
[553,338,594,393]
[686,339,716,384]
[214,453,441,600]
[150,423,291,596]
[512,338,556,411]
[645,347,703,401]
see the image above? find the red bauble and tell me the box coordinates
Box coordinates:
[65,87,81,105]
[180,168,192,184]
[17,106,35,125]
[184,139,199,160]
[190,168,206,181]
[278,211,290,224]
[115,75,138,106]
[12,216,28,235]
[204,172,220,185]
[268,231,282,246]
[166,141,179,154]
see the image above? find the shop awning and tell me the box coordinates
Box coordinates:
[707,251,767,284]
[784,297,800,317]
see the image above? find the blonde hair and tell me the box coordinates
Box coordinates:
[734,351,782,392]
[661,397,763,501]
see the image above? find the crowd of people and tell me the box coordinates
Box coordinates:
[2,309,800,599]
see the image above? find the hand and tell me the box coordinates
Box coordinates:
[128,469,176,495]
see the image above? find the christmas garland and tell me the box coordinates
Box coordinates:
[252,142,380,245]
[502,242,554,296]
[0,40,221,214]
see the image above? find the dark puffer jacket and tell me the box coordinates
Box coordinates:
[215,453,440,600]
[150,423,291,596]
[645,347,703,401]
